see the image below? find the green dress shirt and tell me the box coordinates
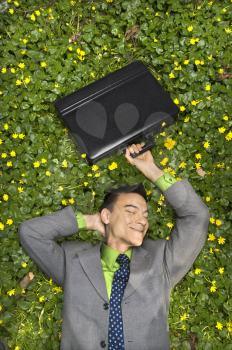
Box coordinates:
[75,173,178,300]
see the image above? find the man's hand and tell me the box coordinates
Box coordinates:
[125,143,164,182]
[83,213,106,237]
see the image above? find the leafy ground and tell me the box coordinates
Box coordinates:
[0,0,231,349]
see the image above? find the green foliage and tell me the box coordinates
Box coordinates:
[0,0,231,349]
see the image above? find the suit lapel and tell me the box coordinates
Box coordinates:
[78,241,152,302]
[124,245,151,300]
[78,242,108,301]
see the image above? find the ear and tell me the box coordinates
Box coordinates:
[100,208,111,225]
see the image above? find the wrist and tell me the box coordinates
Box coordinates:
[145,163,164,182]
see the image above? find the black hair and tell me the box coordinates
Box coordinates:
[99,183,147,213]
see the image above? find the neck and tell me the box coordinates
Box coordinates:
[104,236,130,253]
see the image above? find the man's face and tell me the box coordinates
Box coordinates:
[105,192,149,249]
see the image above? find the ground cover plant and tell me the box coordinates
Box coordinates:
[0,0,231,349]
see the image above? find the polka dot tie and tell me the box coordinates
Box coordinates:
[108,254,130,350]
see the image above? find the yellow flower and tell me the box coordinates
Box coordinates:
[35,10,41,16]
[183,59,189,65]
[41,158,47,163]
[189,37,199,45]
[225,28,232,34]
[1,152,7,158]
[45,170,51,176]
[203,141,210,149]
[18,187,24,193]
[210,217,215,224]
[218,267,224,274]
[61,199,67,205]
[216,322,223,330]
[21,262,27,268]
[7,161,13,167]
[195,60,201,65]
[30,13,36,21]
[3,194,9,201]
[215,219,222,226]
[10,67,16,73]
[15,346,20,350]
[22,38,28,44]
[10,150,16,156]
[223,115,229,121]
[180,313,189,321]
[24,76,31,84]
[6,218,13,225]
[92,164,99,171]
[108,162,118,171]
[191,99,201,106]
[83,181,88,187]
[205,84,211,91]
[16,79,22,86]
[0,222,5,230]
[164,138,176,150]
[218,68,224,74]
[0,139,3,144]
[18,62,25,69]
[39,296,45,302]
[225,131,232,141]
[52,286,62,293]
[166,222,174,229]
[207,54,213,60]
[160,157,169,166]
[62,159,68,168]
[7,289,16,296]
[227,322,232,333]
[210,285,217,293]
[206,196,211,202]
[179,106,186,112]
[81,153,86,158]
[218,127,226,134]
[169,72,175,79]
[173,98,179,105]
[218,236,225,245]
[95,172,100,177]
[18,133,25,139]
[40,62,47,68]
[179,161,186,169]
[69,198,75,204]
[208,233,216,241]
[184,116,190,122]
[194,268,202,275]
[1,67,7,73]
[195,153,201,159]
[187,25,193,32]
[33,161,40,168]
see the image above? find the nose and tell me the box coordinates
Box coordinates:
[136,213,148,226]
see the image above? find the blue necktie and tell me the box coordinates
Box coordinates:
[108,253,130,350]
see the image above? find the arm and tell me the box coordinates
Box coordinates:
[18,206,79,287]
[125,143,210,288]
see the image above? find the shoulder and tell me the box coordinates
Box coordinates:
[61,240,95,254]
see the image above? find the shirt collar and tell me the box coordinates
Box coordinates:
[100,242,132,269]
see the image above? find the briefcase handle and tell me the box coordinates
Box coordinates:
[130,139,155,158]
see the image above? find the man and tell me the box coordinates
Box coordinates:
[19,143,210,350]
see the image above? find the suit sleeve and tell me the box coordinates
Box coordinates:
[18,206,79,287]
[162,179,210,288]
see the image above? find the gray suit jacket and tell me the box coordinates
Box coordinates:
[18,179,210,350]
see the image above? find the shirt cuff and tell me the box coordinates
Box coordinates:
[76,211,87,230]
[154,173,178,192]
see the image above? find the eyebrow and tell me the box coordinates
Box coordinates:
[124,204,148,213]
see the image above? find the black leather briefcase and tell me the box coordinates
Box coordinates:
[54,60,179,164]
